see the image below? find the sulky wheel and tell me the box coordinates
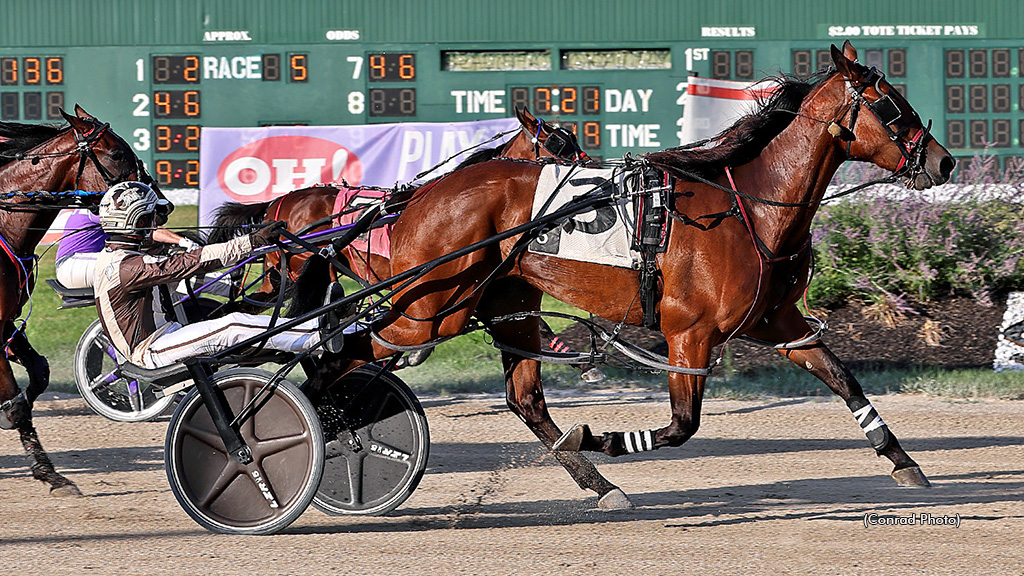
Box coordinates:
[74,318,175,422]
[312,366,429,516]
[164,368,324,535]
[73,298,222,422]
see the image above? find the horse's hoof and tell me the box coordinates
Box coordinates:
[49,484,83,497]
[552,424,586,452]
[598,489,634,510]
[892,466,931,488]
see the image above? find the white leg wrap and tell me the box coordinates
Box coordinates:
[853,404,886,433]
[623,430,656,453]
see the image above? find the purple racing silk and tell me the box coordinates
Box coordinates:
[55,211,108,262]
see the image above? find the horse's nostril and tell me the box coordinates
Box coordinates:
[939,155,956,180]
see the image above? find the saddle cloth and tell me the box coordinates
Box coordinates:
[528,165,639,269]
[332,186,393,258]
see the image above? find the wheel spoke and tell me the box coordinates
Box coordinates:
[180,422,226,451]
[347,452,365,506]
[87,372,119,393]
[198,461,242,508]
[253,430,312,458]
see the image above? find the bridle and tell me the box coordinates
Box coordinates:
[529,118,590,164]
[70,121,153,190]
[838,66,931,184]
[2,119,150,193]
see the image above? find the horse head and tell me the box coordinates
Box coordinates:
[829,41,955,190]
[60,105,171,219]
[512,106,590,163]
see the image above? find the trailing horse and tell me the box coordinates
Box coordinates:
[0,106,157,495]
[307,42,955,509]
[208,107,589,301]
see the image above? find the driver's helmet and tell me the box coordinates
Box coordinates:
[98,181,169,238]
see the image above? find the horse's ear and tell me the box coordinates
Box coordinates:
[74,104,97,121]
[515,105,536,132]
[60,107,92,135]
[842,40,858,62]
[831,44,855,78]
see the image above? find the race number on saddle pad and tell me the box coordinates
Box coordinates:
[528,165,639,269]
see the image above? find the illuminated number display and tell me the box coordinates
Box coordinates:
[581,121,601,150]
[367,53,416,82]
[152,55,200,84]
[155,159,200,187]
[289,53,308,82]
[23,58,41,85]
[368,88,416,117]
[45,57,63,84]
[153,90,201,118]
[1,58,17,85]
[155,125,201,153]
[509,85,600,116]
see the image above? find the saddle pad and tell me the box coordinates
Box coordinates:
[333,186,392,258]
[528,165,638,269]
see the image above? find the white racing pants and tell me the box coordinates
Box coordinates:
[55,253,100,290]
[143,312,321,369]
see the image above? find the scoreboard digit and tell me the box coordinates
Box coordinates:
[0,55,64,120]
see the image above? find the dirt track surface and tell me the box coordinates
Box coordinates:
[2,391,1024,576]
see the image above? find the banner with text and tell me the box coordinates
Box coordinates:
[198,117,519,226]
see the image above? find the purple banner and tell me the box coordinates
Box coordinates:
[199,117,520,225]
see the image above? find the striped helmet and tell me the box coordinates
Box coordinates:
[98,181,169,237]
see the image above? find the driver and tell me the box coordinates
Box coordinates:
[93,181,338,369]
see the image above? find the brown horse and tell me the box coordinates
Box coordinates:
[208,107,589,296]
[0,105,153,495]
[313,42,955,509]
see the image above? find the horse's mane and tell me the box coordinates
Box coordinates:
[645,70,833,182]
[385,144,505,210]
[0,121,64,168]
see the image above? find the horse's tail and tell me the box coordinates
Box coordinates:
[285,253,332,318]
[206,200,273,244]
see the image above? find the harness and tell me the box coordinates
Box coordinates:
[629,166,673,328]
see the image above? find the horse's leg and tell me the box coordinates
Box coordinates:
[747,305,929,487]
[6,324,49,404]
[0,323,79,496]
[555,329,714,458]
[478,281,631,509]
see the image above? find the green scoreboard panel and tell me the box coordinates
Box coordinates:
[1,1,1022,187]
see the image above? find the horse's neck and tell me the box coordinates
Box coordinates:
[0,153,78,255]
[735,81,848,256]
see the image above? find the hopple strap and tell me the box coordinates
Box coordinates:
[631,167,672,329]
